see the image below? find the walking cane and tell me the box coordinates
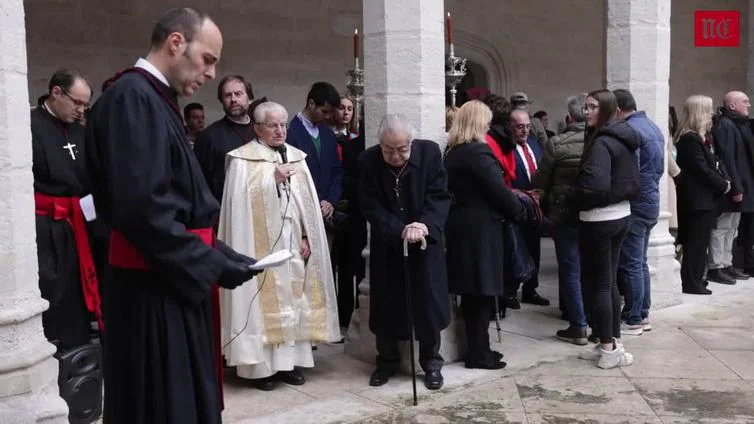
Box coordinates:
[493,297,502,343]
[403,237,427,407]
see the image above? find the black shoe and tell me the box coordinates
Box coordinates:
[276,369,305,385]
[522,291,551,306]
[491,350,504,361]
[252,376,276,391]
[465,358,507,370]
[424,370,444,390]
[744,268,754,278]
[505,296,521,310]
[707,269,736,285]
[724,266,750,280]
[683,285,713,295]
[556,326,588,345]
[369,368,395,387]
[587,332,599,343]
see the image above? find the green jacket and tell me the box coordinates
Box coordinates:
[533,122,586,225]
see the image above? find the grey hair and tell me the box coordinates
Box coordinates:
[253,101,288,124]
[378,114,416,142]
[567,94,587,123]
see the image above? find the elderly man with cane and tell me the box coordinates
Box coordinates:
[358,114,452,392]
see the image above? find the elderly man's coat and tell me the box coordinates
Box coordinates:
[358,139,452,341]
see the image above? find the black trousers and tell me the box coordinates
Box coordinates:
[461,294,496,363]
[681,209,717,291]
[376,333,443,373]
[736,212,754,270]
[579,217,629,344]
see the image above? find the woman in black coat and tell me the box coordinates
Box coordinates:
[675,95,731,295]
[444,100,538,369]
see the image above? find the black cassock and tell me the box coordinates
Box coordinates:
[86,69,229,424]
[194,117,255,203]
[358,139,452,341]
[32,101,95,351]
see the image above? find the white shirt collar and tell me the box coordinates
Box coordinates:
[297,112,319,139]
[135,58,169,86]
[43,100,59,120]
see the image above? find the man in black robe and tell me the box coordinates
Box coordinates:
[194,74,256,203]
[33,68,98,350]
[86,8,259,423]
[358,114,452,391]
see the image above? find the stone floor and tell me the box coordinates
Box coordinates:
[217,239,754,423]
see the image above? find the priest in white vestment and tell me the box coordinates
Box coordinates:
[218,101,340,391]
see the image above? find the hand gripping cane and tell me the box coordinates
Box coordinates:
[403,237,427,407]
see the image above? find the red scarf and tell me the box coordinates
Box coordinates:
[485,134,516,187]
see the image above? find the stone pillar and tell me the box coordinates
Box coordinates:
[605,0,682,310]
[0,1,68,422]
[747,0,754,99]
[345,0,466,369]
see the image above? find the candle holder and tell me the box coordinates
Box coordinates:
[445,44,467,108]
[346,58,365,112]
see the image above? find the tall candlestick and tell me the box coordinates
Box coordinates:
[353,28,359,59]
[446,12,453,45]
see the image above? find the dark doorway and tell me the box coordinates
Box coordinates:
[446,60,490,106]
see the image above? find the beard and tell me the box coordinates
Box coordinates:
[225,104,248,118]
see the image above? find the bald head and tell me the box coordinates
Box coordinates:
[724,91,751,117]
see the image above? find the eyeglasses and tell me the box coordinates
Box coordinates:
[582,104,599,113]
[513,124,532,131]
[257,122,288,130]
[62,91,90,110]
[380,145,411,156]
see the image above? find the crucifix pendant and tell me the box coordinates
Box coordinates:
[63,142,77,160]
[393,177,400,202]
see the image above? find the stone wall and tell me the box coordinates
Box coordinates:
[23,0,749,132]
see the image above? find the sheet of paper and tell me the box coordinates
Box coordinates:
[249,249,293,271]
[79,194,97,222]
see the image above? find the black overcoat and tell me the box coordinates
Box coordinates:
[444,142,527,296]
[358,139,452,341]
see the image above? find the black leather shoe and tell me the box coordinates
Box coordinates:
[424,370,444,390]
[724,266,750,280]
[522,291,551,306]
[369,368,395,387]
[276,369,305,385]
[708,269,736,285]
[465,358,506,370]
[683,285,712,295]
[252,376,276,391]
[505,296,521,310]
[491,350,504,361]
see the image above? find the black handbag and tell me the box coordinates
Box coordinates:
[503,221,536,286]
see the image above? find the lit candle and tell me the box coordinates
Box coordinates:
[353,28,359,59]
[446,12,453,45]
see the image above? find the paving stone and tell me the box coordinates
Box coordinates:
[233,392,389,424]
[527,413,663,424]
[682,327,754,351]
[222,375,315,423]
[620,346,740,380]
[291,354,374,398]
[514,374,655,416]
[633,378,754,420]
[710,350,754,380]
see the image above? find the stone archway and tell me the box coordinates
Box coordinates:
[452,30,509,97]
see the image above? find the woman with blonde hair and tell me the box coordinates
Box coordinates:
[444,100,540,369]
[675,95,731,295]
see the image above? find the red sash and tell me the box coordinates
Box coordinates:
[34,192,104,332]
[108,228,225,408]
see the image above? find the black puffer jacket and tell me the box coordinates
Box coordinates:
[575,120,640,212]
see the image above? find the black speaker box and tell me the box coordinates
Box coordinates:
[57,343,103,424]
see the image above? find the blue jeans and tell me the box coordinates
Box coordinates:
[554,225,586,329]
[618,215,656,325]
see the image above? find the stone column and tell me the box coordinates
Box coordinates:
[345,0,466,369]
[605,0,682,310]
[0,1,68,422]
[747,0,754,99]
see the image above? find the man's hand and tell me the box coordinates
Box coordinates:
[402,222,428,243]
[301,237,311,259]
[320,200,334,219]
[216,241,260,289]
[274,164,296,185]
[733,193,744,203]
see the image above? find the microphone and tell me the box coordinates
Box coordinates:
[276,144,288,164]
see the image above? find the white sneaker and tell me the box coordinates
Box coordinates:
[641,318,651,332]
[578,344,601,361]
[621,323,644,336]
[597,344,634,369]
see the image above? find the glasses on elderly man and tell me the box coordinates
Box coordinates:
[381,144,411,156]
[513,124,532,131]
[257,122,288,130]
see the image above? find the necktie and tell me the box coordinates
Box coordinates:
[521,143,537,180]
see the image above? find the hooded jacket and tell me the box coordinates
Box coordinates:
[624,111,665,220]
[575,120,641,212]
